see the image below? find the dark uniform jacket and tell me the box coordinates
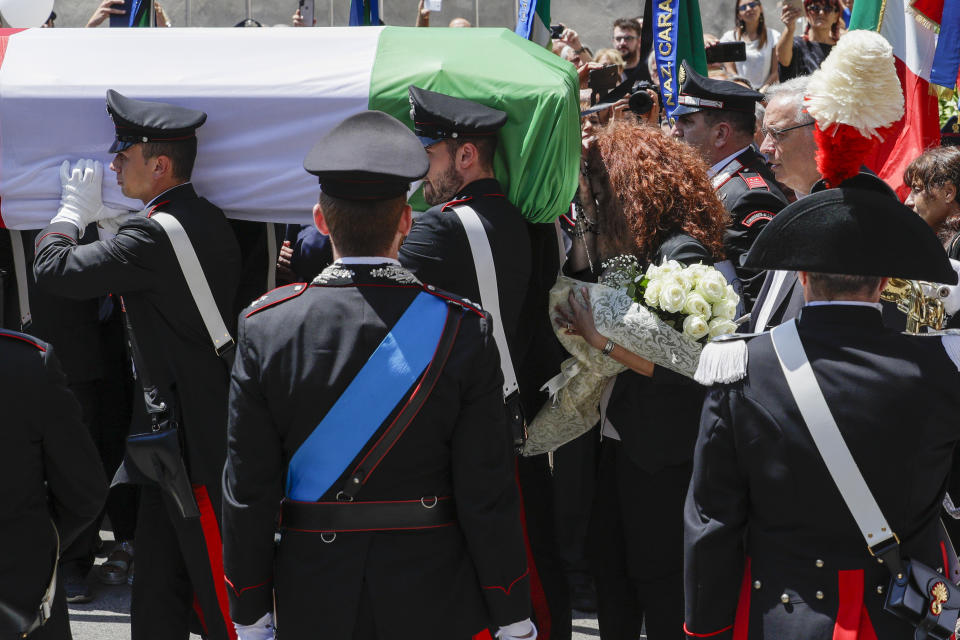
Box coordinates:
[606,233,714,475]
[32,183,240,491]
[222,263,530,638]
[714,146,788,311]
[0,331,106,632]
[685,305,960,639]
[399,178,531,356]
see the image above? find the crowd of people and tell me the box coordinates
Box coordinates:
[3,1,960,640]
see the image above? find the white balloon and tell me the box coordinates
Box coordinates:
[0,0,55,28]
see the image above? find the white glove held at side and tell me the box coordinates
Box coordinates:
[497,618,537,640]
[51,160,125,236]
[233,612,275,640]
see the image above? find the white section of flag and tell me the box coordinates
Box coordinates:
[0,27,383,229]
[878,0,938,82]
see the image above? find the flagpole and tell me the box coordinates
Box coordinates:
[246,0,252,20]
[185,0,191,26]
[330,0,334,25]
[475,0,480,26]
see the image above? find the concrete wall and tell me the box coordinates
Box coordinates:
[50,0,783,45]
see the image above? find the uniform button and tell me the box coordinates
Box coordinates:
[780,593,789,604]
[753,580,762,590]
[815,591,824,600]
[427,285,436,291]
[877,585,885,595]
[815,559,824,568]
[294,285,303,291]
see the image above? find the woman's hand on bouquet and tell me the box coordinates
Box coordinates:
[555,287,606,350]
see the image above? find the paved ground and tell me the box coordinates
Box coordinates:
[68,529,609,640]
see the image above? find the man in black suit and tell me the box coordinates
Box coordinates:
[33,90,241,640]
[222,110,534,640]
[671,61,788,311]
[0,329,107,639]
[685,188,960,638]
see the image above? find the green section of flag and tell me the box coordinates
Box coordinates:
[369,27,580,224]
[848,0,883,31]
[534,0,551,46]
[680,0,708,76]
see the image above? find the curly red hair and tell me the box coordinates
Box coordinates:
[589,121,727,263]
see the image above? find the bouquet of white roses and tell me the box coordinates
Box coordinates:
[622,258,740,343]
[522,257,740,456]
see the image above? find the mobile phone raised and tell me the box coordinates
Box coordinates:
[109,0,136,28]
[588,64,620,92]
[298,0,315,27]
[705,41,747,64]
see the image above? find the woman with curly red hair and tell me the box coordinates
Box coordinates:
[558,121,726,639]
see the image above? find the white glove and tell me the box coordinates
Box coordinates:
[497,618,537,640]
[98,210,138,236]
[51,160,126,236]
[233,612,275,640]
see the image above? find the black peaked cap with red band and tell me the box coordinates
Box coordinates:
[672,60,764,117]
[303,110,429,201]
[106,89,207,154]
[743,187,958,284]
[408,85,507,147]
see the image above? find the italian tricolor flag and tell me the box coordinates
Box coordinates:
[849,0,942,198]
[0,26,578,230]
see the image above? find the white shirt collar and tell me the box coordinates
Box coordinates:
[145,182,192,209]
[334,257,401,266]
[806,300,883,312]
[707,146,751,178]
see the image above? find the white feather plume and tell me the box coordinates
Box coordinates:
[805,30,904,139]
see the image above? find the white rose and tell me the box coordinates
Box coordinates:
[685,263,711,283]
[643,279,663,307]
[712,298,738,321]
[674,269,694,291]
[658,277,687,313]
[708,317,738,339]
[695,270,728,303]
[682,292,712,318]
[645,264,661,281]
[658,259,682,275]
[682,314,710,340]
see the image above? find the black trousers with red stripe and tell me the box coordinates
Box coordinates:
[131,485,235,640]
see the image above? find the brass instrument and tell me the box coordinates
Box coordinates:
[880,278,951,333]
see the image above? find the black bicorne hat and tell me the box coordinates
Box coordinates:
[743,187,958,284]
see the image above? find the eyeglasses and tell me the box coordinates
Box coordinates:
[738,1,761,11]
[761,120,815,142]
[613,35,637,42]
[806,2,839,13]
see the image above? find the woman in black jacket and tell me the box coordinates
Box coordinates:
[559,122,728,639]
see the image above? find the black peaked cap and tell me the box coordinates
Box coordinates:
[408,86,507,146]
[673,60,763,117]
[304,110,428,201]
[106,90,207,153]
[743,188,958,284]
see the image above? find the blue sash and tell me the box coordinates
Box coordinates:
[285,291,448,501]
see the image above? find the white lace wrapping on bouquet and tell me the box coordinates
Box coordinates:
[521,275,703,456]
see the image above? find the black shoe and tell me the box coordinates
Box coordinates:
[61,566,94,604]
[570,583,597,614]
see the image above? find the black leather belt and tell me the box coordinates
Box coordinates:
[280,496,456,533]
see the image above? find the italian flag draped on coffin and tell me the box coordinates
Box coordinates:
[0,26,579,229]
